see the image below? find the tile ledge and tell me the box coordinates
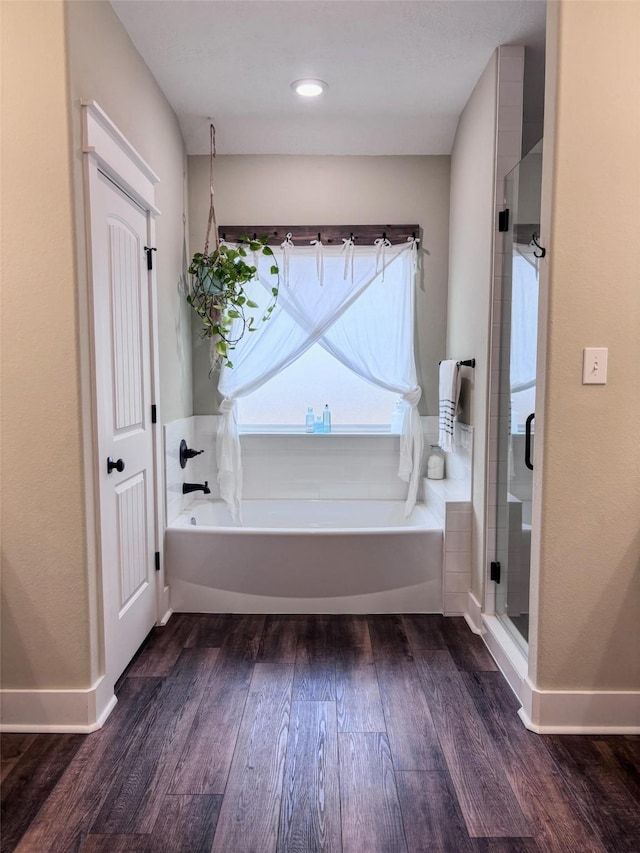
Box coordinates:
[424,477,471,504]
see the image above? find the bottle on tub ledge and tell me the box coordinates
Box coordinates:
[305,407,315,433]
[323,403,332,434]
[427,444,445,479]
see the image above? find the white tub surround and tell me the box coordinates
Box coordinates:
[165,415,439,507]
[425,479,472,616]
[216,242,423,521]
[164,417,197,525]
[424,422,474,615]
[166,499,443,614]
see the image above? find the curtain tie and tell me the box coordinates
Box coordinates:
[280,232,294,286]
[310,238,324,286]
[374,237,392,280]
[402,386,422,408]
[400,386,423,516]
[340,236,355,282]
[217,398,242,522]
[406,235,420,277]
[398,386,422,482]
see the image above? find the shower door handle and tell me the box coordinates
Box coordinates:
[525,413,535,471]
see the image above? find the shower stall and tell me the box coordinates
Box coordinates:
[493,140,543,650]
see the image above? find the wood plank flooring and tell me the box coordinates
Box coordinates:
[2,614,638,853]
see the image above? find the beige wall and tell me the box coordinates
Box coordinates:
[1,1,90,688]
[1,0,189,691]
[447,53,498,601]
[66,0,192,424]
[532,0,640,690]
[188,155,450,415]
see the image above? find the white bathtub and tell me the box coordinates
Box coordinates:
[165,499,444,614]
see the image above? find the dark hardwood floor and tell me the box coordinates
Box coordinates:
[2,614,638,852]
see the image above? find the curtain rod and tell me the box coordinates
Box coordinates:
[218,224,420,246]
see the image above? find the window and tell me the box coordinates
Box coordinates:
[235,248,408,429]
[237,344,399,428]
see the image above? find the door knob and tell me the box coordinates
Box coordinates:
[107,457,125,474]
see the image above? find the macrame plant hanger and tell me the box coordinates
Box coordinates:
[204,122,219,256]
[200,123,221,369]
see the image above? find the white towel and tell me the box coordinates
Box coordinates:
[438,360,461,453]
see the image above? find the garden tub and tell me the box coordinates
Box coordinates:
[165,499,444,613]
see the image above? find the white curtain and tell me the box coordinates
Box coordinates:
[510,250,539,395]
[217,241,422,522]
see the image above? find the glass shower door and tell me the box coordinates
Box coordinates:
[494,140,543,649]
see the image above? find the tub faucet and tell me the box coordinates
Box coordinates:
[183,481,210,495]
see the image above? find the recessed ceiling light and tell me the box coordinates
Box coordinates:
[291,78,327,97]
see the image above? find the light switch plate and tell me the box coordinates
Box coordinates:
[583,347,608,384]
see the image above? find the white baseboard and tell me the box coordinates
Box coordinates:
[481,614,528,700]
[519,678,640,734]
[158,606,173,626]
[0,676,117,733]
[464,591,483,634]
[479,614,640,733]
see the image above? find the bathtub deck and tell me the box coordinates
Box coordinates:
[3,614,638,853]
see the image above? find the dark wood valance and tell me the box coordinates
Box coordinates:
[218,224,420,247]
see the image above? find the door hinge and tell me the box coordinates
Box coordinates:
[151,404,157,424]
[490,561,501,584]
[498,209,510,233]
[155,551,160,572]
[144,246,157,270]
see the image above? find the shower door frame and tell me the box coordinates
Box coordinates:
[481,215,532,698]
[482,131,548,701]
[492,152,539,653]
[477,51,534,704]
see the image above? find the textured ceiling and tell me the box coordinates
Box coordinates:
[111,0,546,155]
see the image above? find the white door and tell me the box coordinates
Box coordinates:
[91,169,157,684]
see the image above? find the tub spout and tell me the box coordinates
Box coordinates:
[183,481,210,495]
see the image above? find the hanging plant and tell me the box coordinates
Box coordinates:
[186,124,279,369]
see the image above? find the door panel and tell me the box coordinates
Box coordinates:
[92,170,157,684]
[109,220,144,432]
[115,472,148,611]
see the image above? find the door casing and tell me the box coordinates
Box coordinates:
[81,101,168,702]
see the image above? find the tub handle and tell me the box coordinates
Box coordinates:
[107,456,125,474]
[180,439,204,469]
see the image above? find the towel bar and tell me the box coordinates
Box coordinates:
[439,358,476,368]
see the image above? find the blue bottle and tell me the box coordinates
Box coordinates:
[305,407,314,433]
[323,404,331,434]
